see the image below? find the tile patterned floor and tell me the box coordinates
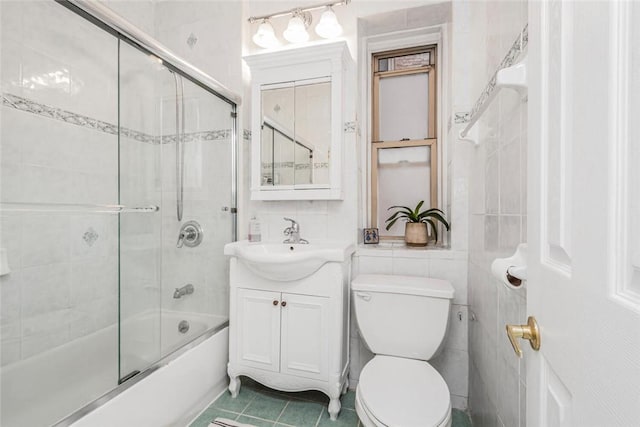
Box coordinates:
[190,377,473,427]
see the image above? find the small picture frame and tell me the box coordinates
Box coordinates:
[363,228,379,244]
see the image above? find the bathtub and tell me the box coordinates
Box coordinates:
[0,310,228,427]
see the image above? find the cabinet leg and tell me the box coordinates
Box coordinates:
[229,375,241,398]
[328,397,342,421]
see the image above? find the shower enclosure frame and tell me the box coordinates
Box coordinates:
[46,1,240,425]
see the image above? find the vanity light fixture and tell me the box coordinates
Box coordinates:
[252,19,280,49]
[283,10,311,43]
[315,7,342,39]
[249,0,350,48]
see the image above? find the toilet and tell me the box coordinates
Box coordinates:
[351,274,455,427]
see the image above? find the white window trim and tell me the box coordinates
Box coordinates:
[359,25,450,241]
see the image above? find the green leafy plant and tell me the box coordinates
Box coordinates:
[385,201,450,242]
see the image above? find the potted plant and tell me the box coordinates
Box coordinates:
[385,201,450,247]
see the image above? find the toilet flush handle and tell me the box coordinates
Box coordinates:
[355,292,372,302]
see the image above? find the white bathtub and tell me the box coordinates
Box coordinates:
[0,311,228,427]
[120,310,225,377]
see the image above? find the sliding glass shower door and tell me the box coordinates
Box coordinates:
[157,76,234,354]
[118,40,166,381]
[118,39,236,381]
[0,2,121,425]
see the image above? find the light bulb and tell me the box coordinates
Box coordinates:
[252,20,280,49]
[284,15,310,43]
[315,7,342,39]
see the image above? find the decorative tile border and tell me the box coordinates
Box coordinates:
[3,91,356,145]
[120,127,158,144]
[160,130,230,144]
[455,24,528,126]
[454,112,471,124]
[2,92,232,144]
[82,227,99,247]
[262,162,329,170]
[344,121,356,133]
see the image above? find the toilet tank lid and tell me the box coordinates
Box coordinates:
[352,274,455,299]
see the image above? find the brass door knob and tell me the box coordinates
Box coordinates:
[506,316,541,358]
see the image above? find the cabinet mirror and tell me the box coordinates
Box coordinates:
[260,79,331,187]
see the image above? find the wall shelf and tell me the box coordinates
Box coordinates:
[459,57,528,145]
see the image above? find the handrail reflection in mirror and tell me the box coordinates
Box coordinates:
[0,202,159,214]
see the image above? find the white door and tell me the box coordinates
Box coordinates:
[280,293,329,380]
[527,1,640,425]
[236,288,281,372]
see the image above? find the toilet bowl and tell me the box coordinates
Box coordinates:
[351,274,455,427]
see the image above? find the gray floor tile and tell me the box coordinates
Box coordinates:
[214,388,258,413]
[452,408,473,427]
[317,408,359,427]
[242,393,289,421]
[340,391,356,410]
[237,415,276,427]
[192,380,473,427]
[276,399,324,426]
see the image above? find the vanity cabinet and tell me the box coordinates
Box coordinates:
[227,257,350,420]
[236,289,329,380]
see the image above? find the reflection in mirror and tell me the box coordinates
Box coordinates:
[261,79,331,187]
[261,85,294,185]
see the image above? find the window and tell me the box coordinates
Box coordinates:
[371,45,438,238]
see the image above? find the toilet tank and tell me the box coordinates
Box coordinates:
[352,274,454,361]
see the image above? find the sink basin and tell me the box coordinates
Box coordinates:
[224,240,355,281]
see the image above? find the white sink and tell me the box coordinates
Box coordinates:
[224,240,355,281]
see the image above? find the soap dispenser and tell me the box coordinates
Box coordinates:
[248,215,261,243]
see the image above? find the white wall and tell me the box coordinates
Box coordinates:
[242,0,471,411]
[350,2,472,411]
[459,1,528,427]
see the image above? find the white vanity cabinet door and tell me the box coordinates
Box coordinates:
[279,293,329,380]
[236,288,281,372]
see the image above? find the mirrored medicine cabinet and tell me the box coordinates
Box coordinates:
[244,41,350,200]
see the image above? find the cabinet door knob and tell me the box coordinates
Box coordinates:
[273,300,279,306]
[281,301,287,307]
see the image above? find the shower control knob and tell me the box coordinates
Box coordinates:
[176,220,203,248]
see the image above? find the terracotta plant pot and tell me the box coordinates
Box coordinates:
[405,222,429,246]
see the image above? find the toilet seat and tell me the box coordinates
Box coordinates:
[356,355,451,427]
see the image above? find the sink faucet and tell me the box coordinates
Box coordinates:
[173,284,194,299]
[283,217,309,244]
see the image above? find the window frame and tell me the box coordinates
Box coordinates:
[370,45,439,239]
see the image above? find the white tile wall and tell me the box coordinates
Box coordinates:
[458,1,528,426]
[0,104,120,365]
[151,0,244,332]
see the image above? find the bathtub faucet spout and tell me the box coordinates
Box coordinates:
[173,284,194,299]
